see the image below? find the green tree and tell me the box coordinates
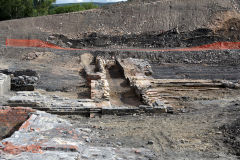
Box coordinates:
[49,3,98,15]
[0,0,35,20]
[0,0,97,21]
[0,0,12,20]
[0,0,55,21]
[33,0,56,16]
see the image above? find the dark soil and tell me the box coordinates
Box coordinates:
[220,101,240,156]
[49,28,228,49]
[151,63,240,80]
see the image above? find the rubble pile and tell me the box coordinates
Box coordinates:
[11,70,39,91]
[0,111,155,159]
[0,69,39,91]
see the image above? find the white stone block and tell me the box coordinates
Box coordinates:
[0,73,10,96]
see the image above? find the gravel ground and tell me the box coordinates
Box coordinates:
[62,98,240,159]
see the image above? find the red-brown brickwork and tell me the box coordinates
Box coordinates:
[0,106,35,140]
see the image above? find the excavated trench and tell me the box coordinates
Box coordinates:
[77,69,91,99]
[1,48,240,159]
[106,63,143,107]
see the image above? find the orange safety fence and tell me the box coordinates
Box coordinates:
[5,39,85,50]
[5,39,240,52]
[120,42,240,52]
[176,42,240,51]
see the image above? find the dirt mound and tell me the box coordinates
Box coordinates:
[210,11,240,41]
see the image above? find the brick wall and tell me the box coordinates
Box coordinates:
[0,106,35,139]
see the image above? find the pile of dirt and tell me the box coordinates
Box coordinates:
[209,11,240,41]
[48,10,240,49]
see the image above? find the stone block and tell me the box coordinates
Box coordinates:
[0,73,10,96]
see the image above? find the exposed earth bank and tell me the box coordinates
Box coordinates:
[0,0,239,46]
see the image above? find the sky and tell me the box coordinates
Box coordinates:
[55,0,127,4]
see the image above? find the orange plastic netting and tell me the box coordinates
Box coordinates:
[6,39,73,50]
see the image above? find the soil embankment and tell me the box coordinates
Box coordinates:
[0,0,237,45]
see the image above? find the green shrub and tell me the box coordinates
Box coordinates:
[0,1,98,21]
[50,3,98,15]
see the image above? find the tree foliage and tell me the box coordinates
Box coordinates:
[0,1,98,21]
[33,0,56,16]
[49,3,98,15]
[0,0,55,21]
[0,0,33,20]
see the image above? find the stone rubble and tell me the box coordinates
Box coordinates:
[117,58,240,113]
[0,69,39,91]
[11,75,39,91]
[117,58,172,113]
[6,57,240,115]
[0,110,155,160]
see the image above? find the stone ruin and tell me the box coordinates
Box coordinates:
[0,69,39,91]
[0,52,240,159]
[0,0,240,159]
[0,55,238,117]
[0,58,166,159]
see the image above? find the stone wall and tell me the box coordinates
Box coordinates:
[85,56,111,105]
[117,58,170,113]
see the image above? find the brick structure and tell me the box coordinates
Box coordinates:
[0,106,35,139]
